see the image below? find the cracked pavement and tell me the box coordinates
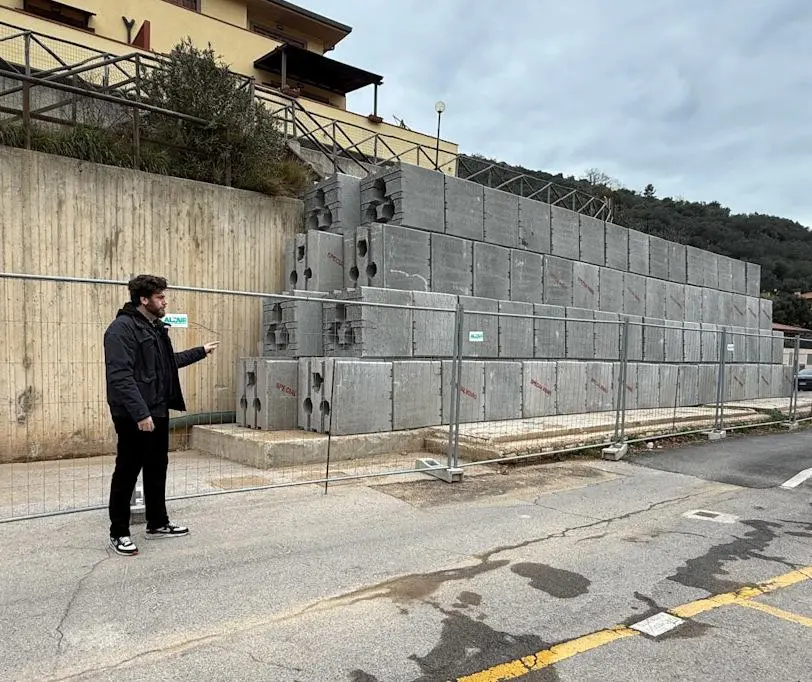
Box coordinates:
[0,432,810,681]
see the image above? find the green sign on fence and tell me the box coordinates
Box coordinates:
[163,313,189,328]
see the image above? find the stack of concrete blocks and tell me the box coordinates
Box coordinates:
[245,163,787,436]
[235,358,298,430]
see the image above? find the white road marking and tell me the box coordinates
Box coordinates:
[780,467,812,489]
[630,612,686,637]
[682,509,738,524]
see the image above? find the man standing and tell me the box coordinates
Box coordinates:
[104,274,218,556]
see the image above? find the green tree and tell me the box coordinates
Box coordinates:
[643,183,656,198]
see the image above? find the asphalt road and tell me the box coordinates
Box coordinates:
[0,430,810,681]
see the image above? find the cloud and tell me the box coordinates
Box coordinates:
[304,0,812,226]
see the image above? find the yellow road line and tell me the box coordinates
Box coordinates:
[737,600,812,628]
[455,566,812,682]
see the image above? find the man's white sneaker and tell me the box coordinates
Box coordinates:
[145,523,189,539]
[110,535,138,556]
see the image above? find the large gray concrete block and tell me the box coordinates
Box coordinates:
[543,255,574,307]
[550,206,580,260]
[664,320,684,363]
[484,361,523,420]
[772,331,785,365]
[623,272,647,317]
[268,297,324,357]
[364,223,431,291]
[522,361,557,417]
[297,357,317,432]
[579,215,605,266]
[628,230,650,276]
[444,175,484,241]
[534,303,566,359]
[665,281,686,321]
[518,198,551,254]
[363,165,445,232]
[617,362,638,411]
[297,231,345,293]
[701,324,720,363]
[717,292,733,327]
[566,307,595,359]
[498,301,534,358]
[758,331,773,364]
[599,267,624,314]
[731,259,747,295]
[344,227,359,287]
[668,242,687,283]
[677,364,700,407]
[620,314,644,361]
[684,322,701,364]
[731,294,748,328]
[725,364,746,402]
[290,233,307,290]
[759,298,773,330]
[745,328,760,364]
[442,360,485,424]
[557,361,588,414]
[659,364,679,409]
[254,359,298,430]
[643,317,665,362]
[585,362,615,412]
[746,262,761,298]
[772,365,791,398]
[757,364,772,399]
[701,288,721,325]
[605,222,629,271]
[483,187,520,248]
[698,364,718,404]
[412,291,457,356]
[393,360,442,430]
[460,295,499,358]
[645,278,667,319]
[686,246,704,287]
[326,359,394,435]
[702,250,720,290]
[636,363,660,409]
[510,249,544,303]
[684,285,703,323]
[235,358,257,427]
[745,296,759,330]
[473,242,511,300]
[304,172,361,233]
[594,311,620,360]
[716,255,733,293]
[648,236,670,281]
[743,364,759,400]
[431,233,473,296]
[573,261,601,310]
[726,326,745,365]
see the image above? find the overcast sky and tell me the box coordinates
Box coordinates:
[303,0,812,227]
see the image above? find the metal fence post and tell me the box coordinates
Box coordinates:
[710,328,727,439]
[786,335,800,429]
[603,319,629,460]
[23,32,31,149]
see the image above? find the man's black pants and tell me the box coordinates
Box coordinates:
[108,416,171,538]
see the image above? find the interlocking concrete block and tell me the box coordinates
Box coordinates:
[645,278,667,319]
[772,332,785,365]
[628,230,650,276]
[668,242,687,283]
[726,364,746,402]
[769,365,788,398]
[599,267,624,314]
[746,262,761,298]
[745,328,760,364]
[585,362,614,412]
[677,365,700,407]
[623,272,647,317]
[665,281,686,321]
[758,331,773,364]
[293,231,344,293]
[717,292,733,327]
[731,259,747,295]
[605,222,629,271]
[684,322,701,364]
[473,242,511,300]
[344,227,360,287]
[659,364,679,409]
[698,364,718,404]
[556,361,587,414]
[393,360,442,430]
[431,233,473,296]
[573,261,600,310]
[518,198,551,254]
[485,361,523,420]
[579,215,605,266]
[522,361,558,417]
[550,206,580,260]
[620,314,644,361]
[297,357,316,431]
[534,303,566,359]
[759,298,773,330]
[444,175,484,241]
[643,317,665,362]
[266,297,324,357]
[285,238,297,291]
[684,285,703,323]
[702,250,719,290]
[648,236,670,281]
[664,320,684,363]
[364,223,431,291]
[701,288,721,325]
[483,187,520,248]
[290,233,307,290]
[442,360,485,424]
[745,296,759,330]
[617,362,638,411]
[543,255,574,307]
[566,307,595,359]
[636,363,660,409]
[594,311,620,360]
[460,295,499,358]
[235,358,255,427]
[701,324,720,363]
[686,246,704,287]
[716,255,733,293]
[757,364,772,399]
[510,249,544,303]
[304,173,361,233]
[729,326,746,364]
[744,364,759,400]
[254,359,298,430]
[499,301,534,358]
[730,294,747,328]
[412,291,457,356]
[326,359,394,435]
[363,164,445,232]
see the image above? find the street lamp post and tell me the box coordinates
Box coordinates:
[434,100,445,169]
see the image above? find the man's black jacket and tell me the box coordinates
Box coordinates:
[104,303,206,422]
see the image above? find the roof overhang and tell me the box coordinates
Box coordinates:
[254,44,382,95]
[260,1,351,51]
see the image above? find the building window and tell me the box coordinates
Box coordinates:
[164,0,200,10]
[23,0,94,31]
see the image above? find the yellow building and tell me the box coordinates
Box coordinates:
[0,0,457,171]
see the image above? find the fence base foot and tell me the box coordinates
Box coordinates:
[130,479,146,523]
[415,458,463,483]
[706,429,727,441]
[783,421,799,431]
[601,443,628,461]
